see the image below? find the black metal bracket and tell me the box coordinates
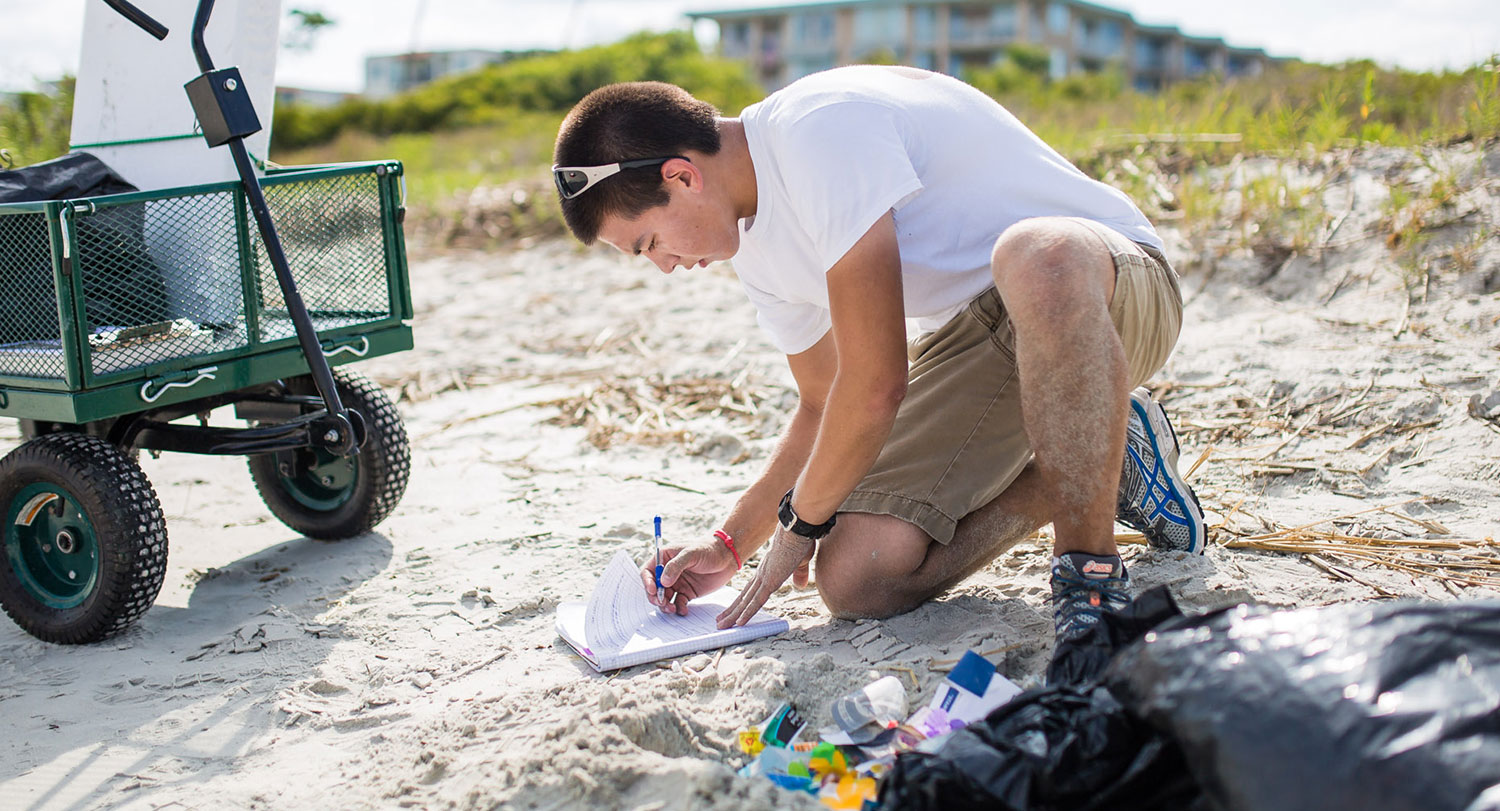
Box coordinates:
[95,382,368,457]
[184,67,262,147]
[122,406,367,457]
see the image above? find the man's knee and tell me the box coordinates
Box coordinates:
[813,514,930,619]
[817,571,906,620]
[990,218,1114,320]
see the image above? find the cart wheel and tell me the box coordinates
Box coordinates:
[248,368,410,539]
[0,433,168,644]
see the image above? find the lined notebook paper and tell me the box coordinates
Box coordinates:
[556,550,788,672]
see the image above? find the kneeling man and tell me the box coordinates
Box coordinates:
[550,66,1204,645]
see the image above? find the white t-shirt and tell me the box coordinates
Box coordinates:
[733,65,1163,355]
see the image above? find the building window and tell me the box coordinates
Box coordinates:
[913,6,936,44]
[760,20,782,51]
[724,21,751,55]
[793,11,835,48]
[1049,46,1067,78]
[1134,37,1164,69]
[1047,2,1069,36]
[989,3,1017,38]
[760,23,783,67]
[1098,20,1123,56]
[1184,45,1210,75]
[1227,53,1259,76]
[1080,17,1123,57]
[853,5,904,54]
[951,4,1013,44]
[911,49,935,70]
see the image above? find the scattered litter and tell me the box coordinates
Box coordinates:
[924,651,1020,722]
[738,657,1020,808]
[820,675,907,745]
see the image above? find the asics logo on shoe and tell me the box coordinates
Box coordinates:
[1117,388,1207,554]
[1082,561,1116,577]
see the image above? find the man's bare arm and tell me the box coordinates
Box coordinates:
[787,211,908,524]
[718,331,837,560]
[712,211,908,626]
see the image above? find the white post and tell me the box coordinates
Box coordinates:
[71,0,284,329]
[71,0,283,190]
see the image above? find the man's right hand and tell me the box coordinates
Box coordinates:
[639,537,739,616]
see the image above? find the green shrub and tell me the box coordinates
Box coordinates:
[0,78,74,167]
[271,31,763,150]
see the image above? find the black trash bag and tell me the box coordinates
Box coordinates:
[1047,584,1185,686]
[1106,599,1500,811]
[0,153,171,351]
[0,152,136,203]
[876,586,1200,811]
[876,684,1205,811]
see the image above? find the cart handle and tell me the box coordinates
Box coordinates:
[140,367,218,404]
[100,0,170,40]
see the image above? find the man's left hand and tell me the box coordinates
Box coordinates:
[716,524,814,628]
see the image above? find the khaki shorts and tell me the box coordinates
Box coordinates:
[841,217,1184,544]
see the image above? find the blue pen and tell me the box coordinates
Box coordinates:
[654,515,665,605]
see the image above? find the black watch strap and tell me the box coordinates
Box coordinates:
[778,489,837,541]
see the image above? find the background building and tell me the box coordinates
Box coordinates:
[689,0,1279,91]
[363,49,547,98]
[274,86,356,108]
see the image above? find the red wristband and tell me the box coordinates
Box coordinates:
[714,529,743,570]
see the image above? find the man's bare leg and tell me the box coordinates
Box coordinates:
[991,219,1128,558]
[814,463,1051,619]
[811,219,1133,620]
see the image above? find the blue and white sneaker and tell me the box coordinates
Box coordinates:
[1118,387,1206,554]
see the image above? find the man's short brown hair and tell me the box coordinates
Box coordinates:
[553,82,722,244]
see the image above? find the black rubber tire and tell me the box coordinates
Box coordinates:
[247,368,410,539]
[0,433,168,644]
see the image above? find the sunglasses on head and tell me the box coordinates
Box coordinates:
[551,156,685,200]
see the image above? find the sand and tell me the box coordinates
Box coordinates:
[1,143,1497,810]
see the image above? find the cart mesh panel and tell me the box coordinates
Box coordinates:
[74,191,247,376]
[0,210,66,380]
[251,173,390,343]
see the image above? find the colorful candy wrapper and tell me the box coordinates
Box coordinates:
[819,772,879,809]
[737,728,765,757]
[807,742,848,777]
[760,703,807,748]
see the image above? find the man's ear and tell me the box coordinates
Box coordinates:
[661,157,702,192]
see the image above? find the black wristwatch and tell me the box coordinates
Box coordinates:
[778,489,837,541]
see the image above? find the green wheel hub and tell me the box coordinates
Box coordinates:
[4,482,100,609]
[278,448,359,511]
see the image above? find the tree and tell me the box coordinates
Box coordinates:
[283,8,335,51]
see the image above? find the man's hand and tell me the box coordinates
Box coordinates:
[716,525,814,628]
[640,536,739,616]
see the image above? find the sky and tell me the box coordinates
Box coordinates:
[1,0,1497,94]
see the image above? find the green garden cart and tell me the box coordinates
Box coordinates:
[0,0,413,644]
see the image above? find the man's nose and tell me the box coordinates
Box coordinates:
[649,251,679,275]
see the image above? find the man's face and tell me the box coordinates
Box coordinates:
[596,169,740,275]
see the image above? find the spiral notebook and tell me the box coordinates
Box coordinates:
[556,550,788,672]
